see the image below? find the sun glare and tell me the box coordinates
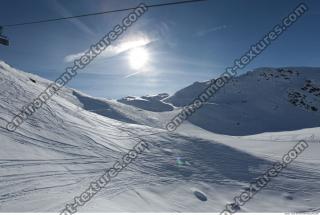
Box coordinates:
[129,47,149,70]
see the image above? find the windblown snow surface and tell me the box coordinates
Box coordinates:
[0,60,319,213]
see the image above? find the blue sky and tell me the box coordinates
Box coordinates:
[0,0,319,99]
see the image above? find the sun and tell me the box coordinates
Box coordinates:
[129,47,149,70]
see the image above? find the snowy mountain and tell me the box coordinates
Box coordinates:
[118,93,173,112]
[0,60,319,213]
[165,67,320,135]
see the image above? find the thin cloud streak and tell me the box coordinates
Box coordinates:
[52,0,96,37]
[195,25,229,37]
[64,36,153,62]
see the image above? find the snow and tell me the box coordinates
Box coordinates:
[165,67,320,135]
[118,94,173,112]
[0,60,319,213]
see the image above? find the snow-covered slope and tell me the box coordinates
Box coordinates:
[165,68,320,135]
[0,61,319,213]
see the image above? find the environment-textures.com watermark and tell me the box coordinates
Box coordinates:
[166,3,308,132]
[61,140,149,215]
[221,140,309,215]
[6,3,148,132]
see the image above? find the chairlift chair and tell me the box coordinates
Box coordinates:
[0,26,9,46]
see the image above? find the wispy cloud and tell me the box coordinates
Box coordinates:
[195,25,229,37]
[51,0,96,37]
[64,35,153,62]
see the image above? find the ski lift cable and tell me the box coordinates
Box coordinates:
[1,0,207,28]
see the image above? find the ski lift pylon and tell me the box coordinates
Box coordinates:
[0,26,9,46]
